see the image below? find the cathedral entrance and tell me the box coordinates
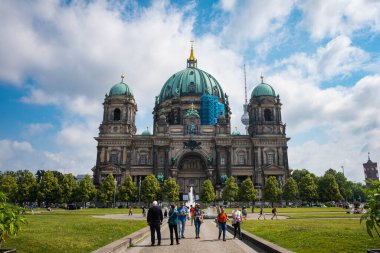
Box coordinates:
[177,154,207,200]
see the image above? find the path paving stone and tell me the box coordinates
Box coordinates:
[126,219,264,253]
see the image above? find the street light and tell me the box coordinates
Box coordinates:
[114,178,117,208]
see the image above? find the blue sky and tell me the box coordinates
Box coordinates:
[1,0,380,182]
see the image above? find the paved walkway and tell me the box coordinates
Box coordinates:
[126,220,265,253]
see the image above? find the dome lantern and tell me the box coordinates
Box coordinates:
[187,40,197,68]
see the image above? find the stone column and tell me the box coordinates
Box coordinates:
[226,147,231,177]
[164,146,169,179]
[153,145,158,175]
[215,146,221,185]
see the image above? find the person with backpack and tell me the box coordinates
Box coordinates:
[242,206,248,220]
[168,204,180,245]
[193,204,203,239]
[258,206,266,220]
[271,207,278,220]
[216,207,228,241]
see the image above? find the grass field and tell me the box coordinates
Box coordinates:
[2,208,147,253]
[241,214,380,252]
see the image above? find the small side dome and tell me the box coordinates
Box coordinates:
[109,74,133,96]
[141,127,151,136]
[231,127,241,136]
[251,75,276,98]
[185,103,200,118]
[251,83,276,97]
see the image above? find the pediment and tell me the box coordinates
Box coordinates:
[262,164,284,175]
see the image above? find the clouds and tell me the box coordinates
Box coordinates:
[298,0,380,40]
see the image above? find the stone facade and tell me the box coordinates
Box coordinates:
[93,49,290,199]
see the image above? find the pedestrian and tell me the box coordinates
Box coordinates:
[194,204,203,239]
[142,206,146,217]
[177,202,189,239]
[217,207,228,241]
[164,206,168,218]
[168,204,180,245]
[189,205,195,226]
[258,206,266,220]
[147,201,163,246]
[242,206,248,220]
[232,205,242,239]
[271,207,278,220]
[128,206,133,216]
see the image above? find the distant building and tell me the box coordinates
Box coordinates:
[76,174,90,183]
[363,153,379,182]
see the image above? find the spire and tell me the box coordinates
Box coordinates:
[244,64,247,104]
[187,40,197,68]
[260,73,264,84]
[368,152,371,161]
[121,73,125,83]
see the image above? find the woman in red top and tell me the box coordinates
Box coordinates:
[217,207,228,241]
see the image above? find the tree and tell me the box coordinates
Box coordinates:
[0,175,18,203]
[318,173,343,202]
[263,176,282,207]
[291,169,316,185]
[201,179,215,205]
[61,173,78,204]
[37,171,62,206]
[162,177,179,202]
[298,173,318,206]
[222,176,239,205]
[360,180,380,238]
[350,182,366,202]
[0,191,27,249]
[77,175,96,207]
[140,175,160,205]
[17,170,37,205]
[119,175,137,206]
[97,174,117,207]
[325,168,352,201]
[282,177,299,206]
[238,178,257,211]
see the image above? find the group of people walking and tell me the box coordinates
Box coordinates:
[147,201,204,246]
[147,201,255,246]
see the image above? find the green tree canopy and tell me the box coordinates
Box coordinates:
[263,176,282,207]
[360,180,380,238]
[77,175,96,206]
[298,173,318,205]
[291,169,317,185]
[238,177,257,204]
[118,175,137,204]
[61,173,78,204]
[201,179,215,204]
[162,177,179,202]
[17,170,37,204]
[282,177,299,205]
[0,174,18,203]
[222,176,239,203]
[318,173,343,202]
[140,175,160,205]
[97,174,117,206]
[325,168,352,201]
[37,171,61,206]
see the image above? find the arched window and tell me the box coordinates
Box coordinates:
[264,109,272,121]
[114,108,121,121]
[188,82,196,93]
[267,153,274,164]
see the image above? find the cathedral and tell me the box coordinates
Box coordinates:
[92,45,290,200]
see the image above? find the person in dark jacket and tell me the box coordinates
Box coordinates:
[147,201,163,246]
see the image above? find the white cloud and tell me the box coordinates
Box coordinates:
[219,0,237,11]
[298,0,380,40]
[220,0,294,45]
[25,123,53,136]
[20,88,59,105]
[274,35,369,82]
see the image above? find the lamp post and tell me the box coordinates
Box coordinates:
[114,178,117,208]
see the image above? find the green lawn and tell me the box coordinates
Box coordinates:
[2,208,147,253]
[241,218,380,252]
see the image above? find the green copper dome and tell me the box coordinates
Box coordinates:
[159,67,225,102]
[141,127,151,136]
[231,128,241,136]
[251,82,276,98]
[109,81,133,96]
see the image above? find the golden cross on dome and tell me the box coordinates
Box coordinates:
[121,73,125,82]
[191,102,195,111]
[260,73,264,83]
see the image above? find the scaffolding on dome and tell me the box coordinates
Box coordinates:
[200,94,224,125]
